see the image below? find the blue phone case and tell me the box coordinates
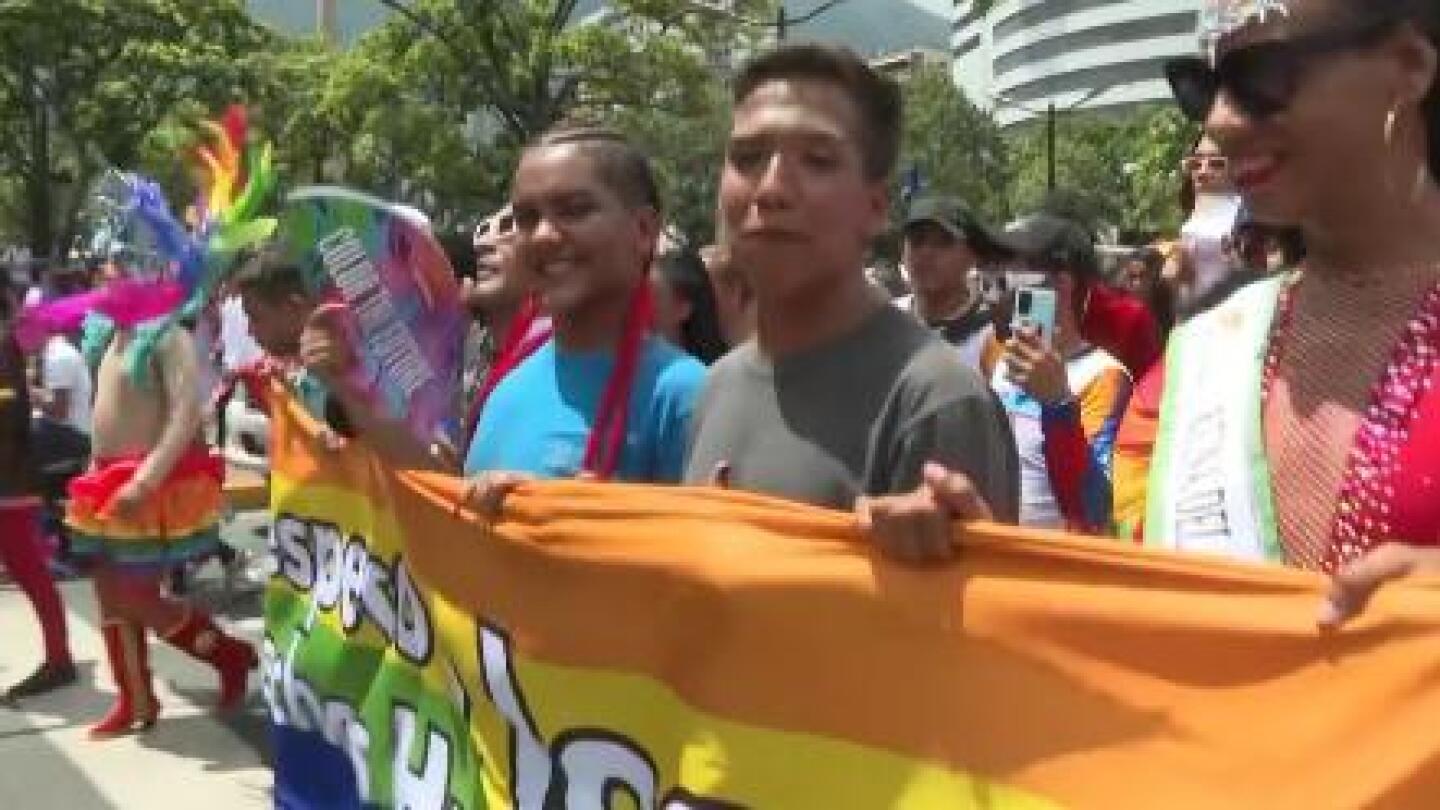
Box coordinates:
[1011,287,1057,346]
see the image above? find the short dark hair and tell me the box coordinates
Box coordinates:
[733,43,903,182]
[233,244,309,304]
[656,246,728,365]
[528,125,662,212]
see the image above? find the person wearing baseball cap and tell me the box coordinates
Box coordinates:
[977,211,1135,534]
[990,211,1162,378]
[898,194,1008,370]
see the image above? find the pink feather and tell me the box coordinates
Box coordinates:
[14,278,186,352]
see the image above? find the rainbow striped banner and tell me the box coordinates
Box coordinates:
[264,394,1440,809]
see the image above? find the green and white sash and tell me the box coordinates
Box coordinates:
[1146,274,1290,564]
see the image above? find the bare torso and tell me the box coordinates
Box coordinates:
[90,328,202,462]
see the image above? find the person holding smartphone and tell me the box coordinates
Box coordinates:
[865,0,1440,633]
[985,214,1133,534]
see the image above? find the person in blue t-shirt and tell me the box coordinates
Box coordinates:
[464,337,701,480]
[460,126,706,506]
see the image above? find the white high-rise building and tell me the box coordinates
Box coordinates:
[953,0,1200,127]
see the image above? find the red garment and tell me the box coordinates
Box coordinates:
[1370,346,1440,548]
[0,501,70,664]
[1080,284,1162,378]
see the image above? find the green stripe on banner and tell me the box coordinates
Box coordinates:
[264,581,482,809]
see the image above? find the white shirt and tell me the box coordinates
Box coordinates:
[894,294,993,372]
[218,296,263,372]
[990,347,1123,529]
[1178,193,1243,310]
[41,335,93,434]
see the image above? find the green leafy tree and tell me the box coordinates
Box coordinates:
[608,79,734,247]
[1118,106,1201,239]
[1007,105,1198,239]
[0,0,276,256]
[898,63,1010,224]
[332,0,774,240]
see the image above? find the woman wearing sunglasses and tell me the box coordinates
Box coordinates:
[1152,0,1440,624]
[1163,134,1246,315]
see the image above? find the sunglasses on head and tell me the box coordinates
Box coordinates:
[1182,155,1230,174]
[1165,16,1397,122]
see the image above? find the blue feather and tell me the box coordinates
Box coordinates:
[125,178,204,294]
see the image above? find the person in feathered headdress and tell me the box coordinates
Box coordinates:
[37,106,279,738]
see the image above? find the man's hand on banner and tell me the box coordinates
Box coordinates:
[855,462,994,565]
[1319,543,1440,630]
[456,471,535,521]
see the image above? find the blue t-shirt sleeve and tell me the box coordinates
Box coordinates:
[650,355,708,482]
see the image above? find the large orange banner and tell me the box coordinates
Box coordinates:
[269,398,1440,808]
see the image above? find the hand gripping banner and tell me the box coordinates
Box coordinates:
[264,392,1440,809]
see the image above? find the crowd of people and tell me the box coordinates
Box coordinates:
[0,0,1438,766]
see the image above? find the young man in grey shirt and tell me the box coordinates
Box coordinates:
[685,44,1018,560]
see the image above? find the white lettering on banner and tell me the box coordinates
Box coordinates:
[261,635,373,803]
[270,514,748,808]
[479,625,553,808]
[268,513,463,807]
[361,549,399,643]
[313,522,345,610]
[392,704,454,810]
[272,513,433,665]
[273,516,315,589]
[558,735,657,810]
[326,699,372,794]
[394,554,431,664]
[315,227,434,400]
[478,624,745,809]
[340,538,370,632]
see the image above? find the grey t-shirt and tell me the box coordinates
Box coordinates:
[685,304,1020,517]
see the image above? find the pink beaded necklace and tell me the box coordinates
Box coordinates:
[1260,272,1440,572]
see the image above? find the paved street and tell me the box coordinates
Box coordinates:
[0,513,273,809]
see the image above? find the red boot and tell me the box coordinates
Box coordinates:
[90,620,158,739]
[161,609,257,711]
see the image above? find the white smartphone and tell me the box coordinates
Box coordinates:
[1011,287,1057,346]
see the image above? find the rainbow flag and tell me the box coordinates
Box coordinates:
[265,394,1440,809]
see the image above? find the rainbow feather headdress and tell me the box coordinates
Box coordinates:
[19,106,278,382]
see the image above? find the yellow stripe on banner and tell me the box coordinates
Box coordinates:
[270,471,388,526]
[470,651,1061,809]
[271,382,1440,809]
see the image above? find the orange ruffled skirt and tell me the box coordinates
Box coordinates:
[66,449,225,570]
